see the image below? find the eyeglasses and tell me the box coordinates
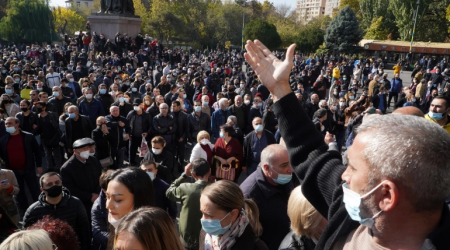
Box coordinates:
[160,107,168,110]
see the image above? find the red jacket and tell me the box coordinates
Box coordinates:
[197,93,214,106]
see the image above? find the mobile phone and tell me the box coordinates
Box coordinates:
[0,179,8,184]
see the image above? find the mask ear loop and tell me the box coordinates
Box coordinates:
[361,180,387,199]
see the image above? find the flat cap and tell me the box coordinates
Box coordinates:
[73,138,95,149]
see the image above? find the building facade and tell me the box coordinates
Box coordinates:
[295,0,326,22]
[324,0,340,16]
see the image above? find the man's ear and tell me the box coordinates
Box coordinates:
[378,180,398,212]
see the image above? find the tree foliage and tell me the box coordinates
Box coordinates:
[364,17,390,40]
[53,7,85,35]
[244,18,281,50]
[325,6,362,54]
[0,0,56,43]
[294,18,326,53]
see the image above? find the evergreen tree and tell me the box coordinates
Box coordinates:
[244,18,281,50]
[0,0,55,43]
[325,6,362,54]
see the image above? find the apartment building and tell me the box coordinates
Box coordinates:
[295,0,326,22]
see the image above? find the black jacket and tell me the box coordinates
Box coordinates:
[153,114,177,136]
[48,96,73,115]
[36,111,62,148]
[142,149,173,184]
[65,115,93,150]
[243,130,276,169]
[60,154,102,214]
[23,189,90,250]
[105,114,130,149]
[91,190,108,250]
[171,111,188,140]
[111,101,134,118]
[126,110,152,138]
[241,166,293,250]
[272,92,450,250]
[0,130,41,172]
[147,102,160,117]
[187,111,211,142]
[15,111,38,134]
[95,93,114,114]
[92,126,111,160]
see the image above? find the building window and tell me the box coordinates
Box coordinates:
[76,2,80,7]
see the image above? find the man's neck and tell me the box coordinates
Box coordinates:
[10,130,20,136]
[436,116,448,127]
[195,175,210,182]
[46,194,63,205]
[57,95,62,100]
[256,131,263,137]
[195,111,201,116]
[372,207,442,250]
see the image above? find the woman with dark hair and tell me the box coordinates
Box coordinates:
[199,180,268,250]
[0,94,19,118]
[213,124,243,183]
[27,215,80,250]
[114,207,183,250]
[106,167,155,249]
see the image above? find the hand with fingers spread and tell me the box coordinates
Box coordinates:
[244,40,296,101]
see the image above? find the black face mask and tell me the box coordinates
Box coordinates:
[36,108,43,113]
[44,185,62,198]
[20,107,28,112]
[146,88,151,92]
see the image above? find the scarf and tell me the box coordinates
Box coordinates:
[205,209,249,250]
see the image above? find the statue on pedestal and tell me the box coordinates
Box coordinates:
[98,0,135,15]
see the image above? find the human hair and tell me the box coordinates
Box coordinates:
[27,216,80,250]
[68,105,78,112]
[202,181,261,236]
[39,172,61,188]
[107,167,155,209]
[227,115,237,125]
[260,144,286,167]
[20,99,31,107]
[218,98,228,107]
[99,170,114,190]
[0,229,53,250]
[190,158,210,177]
[35,101,47,108]
[288,186,323,238]
[313,108,327,119]
[172,100,180,106]
[151,136,166,147]
[196,130,210,143]
[114,207,183,250]
[140,160,157,169]
[433,95,450,109]
[357,114,450,211]
[219,124,234,136]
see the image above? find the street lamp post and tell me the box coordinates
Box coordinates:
[409,0,420,53]
[235,0,247,50]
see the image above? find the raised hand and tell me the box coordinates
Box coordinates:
[244,40,296,101]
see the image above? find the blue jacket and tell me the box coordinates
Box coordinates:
[91,191,108,250]
[153,177,177,219]
[211,108,231,138]
[79,98,105,125]
[390,78,403,93]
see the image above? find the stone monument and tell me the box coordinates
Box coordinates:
[88,0,142,40]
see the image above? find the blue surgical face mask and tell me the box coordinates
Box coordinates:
[342,182,385,228]
[257,103,263,108]
[37,87,43,91]
[201,212,231,236]
[255,124,263,132]
[428,111,444,120]
[99,89,107,94]
[270,166,292,185]
[5,89,12,94]
[68,113,76,119]
[1,70,6,74]
[14,78,20,83]
[203,101,209,106]
[53,91,60,97]
[194,106,202,112]
[119,97,125,103]
[183,94,187,99]
[5,126,16,134]
[349,95,355,100]
[219,132,224,138]
[146,171,155,180]
[132,88,137,92]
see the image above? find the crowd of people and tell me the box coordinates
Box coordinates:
[0,29,449,250]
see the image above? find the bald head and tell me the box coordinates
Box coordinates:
[392,106,425,117]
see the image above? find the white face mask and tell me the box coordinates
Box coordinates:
[86,94,93,99]
[200,138,209,145]
[89,151,95,156]
[134,106,141,111]
[152,148,162,155]
[79,150,90,159]
[244,100,251,105]
[108,213,125,233]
